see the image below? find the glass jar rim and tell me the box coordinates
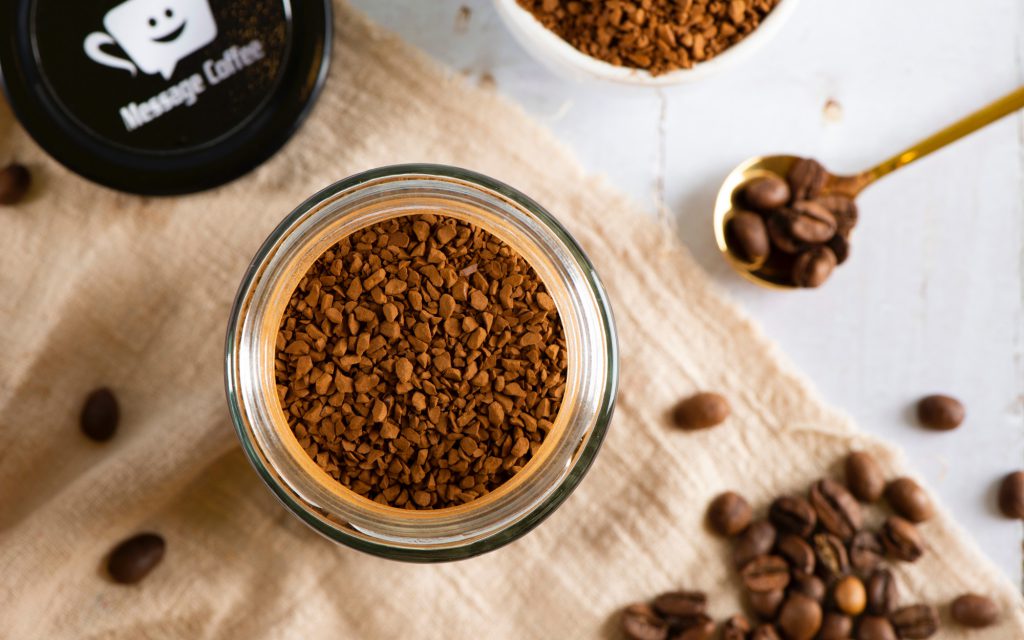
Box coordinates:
[225,164,618,561]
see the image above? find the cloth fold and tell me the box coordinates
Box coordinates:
[1,2,1020,638]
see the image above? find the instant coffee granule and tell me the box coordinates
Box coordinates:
[516,0,782,75]
[274,214,568,509]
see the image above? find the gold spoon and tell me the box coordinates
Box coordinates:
[713,86,1024,289]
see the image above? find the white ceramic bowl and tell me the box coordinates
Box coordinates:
[493,0,801,85]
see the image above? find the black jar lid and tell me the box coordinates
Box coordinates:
[0,0,331,195]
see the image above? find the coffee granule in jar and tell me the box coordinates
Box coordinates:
[274,214,568,509]
[516,0,782,75]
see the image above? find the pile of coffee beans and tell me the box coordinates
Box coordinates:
[620,450,1002,639]
[0,162,31,205]
[726,158,856,288]
[275,214,567,509]
[515,0,781,76]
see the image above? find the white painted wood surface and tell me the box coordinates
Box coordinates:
[351,0,1024,585]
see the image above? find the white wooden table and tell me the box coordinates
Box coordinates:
[351,0,1024,585]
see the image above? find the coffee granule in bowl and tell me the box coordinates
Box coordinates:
[513,0,784,77]
[274,214,568,510]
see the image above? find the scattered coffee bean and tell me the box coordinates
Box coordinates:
[809,478,862,540]
[751,624,781,640]
[950,593,999,628]
[789,571,825,603]
[880,516,923,562]
[744,175,791,211]
[734,520,777,569]
[844,451,885,503]
[652,590,707,618]
[787,158,828,202]
[0,163,31,205]
[708,491,753,537]
[749,588,785,620]
[890,604,938,639]
[107,533,165,584]
[726,211,771,264]
[813,533,850,582]
[741,555,791,593]
[833,575,866,616]
[884,478,933,523]
[672,391,730,430]
[622,603,669,640]
[777,534,815,575]
[818,612,853,640]
[866,569,898,616]
[849,530,884,574]
[791,246,837,288]
[777,593,822,640]
[856,616,896,640]
[769,495,816,538]
[916,394,964,430]
[80,387,120,442]
[997,471,1024,519]
[721,614,752,640]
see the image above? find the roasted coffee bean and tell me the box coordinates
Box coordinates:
[856,616,896,640]
[776,593,822,640]
[769,495,816,538]
[107,533,165,584]
[727,211,771,264]
[0,163,31,205]
[80,387,120,442]
[672,392,730,430]
[675,614,716,640]
[826,234,850,265]
[749,588,785,620]
[890,604,938,639]
[916,394,964,430]
[789,572,825,603]
[818,613,853,640]
[741,555,791,593]
[997,471,1024,519]
[884,478,933,523]
[721,614,752,640]
[622,603,669,640]
[950,593,999,628]
[787,158,828,202]
[789,201,837,244]
[734,520,777,569]
[809,478,862,540]
[866,569,898,616]
[776,534,815,574]
[880,516,923,562]
[750,624,781,640]
[766,211,807,254]
[652,591,707,618]
[813,533,849,581]
[708,492,752,537]
[849,531,884,574]
[744,176,791,211]
[832,575,866,616]
[815,194,858,237]
[845,451,885,503]
[792,246,837,288]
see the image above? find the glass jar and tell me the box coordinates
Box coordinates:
[225,164,617,561]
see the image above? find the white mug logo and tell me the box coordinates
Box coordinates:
[84,0,217,80]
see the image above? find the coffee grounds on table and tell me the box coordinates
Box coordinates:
[274,214,568,509]
[516,0,782,76]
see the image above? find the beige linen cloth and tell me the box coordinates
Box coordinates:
[1,3,1020,638]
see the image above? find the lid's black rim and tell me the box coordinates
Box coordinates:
[0,0,332,196]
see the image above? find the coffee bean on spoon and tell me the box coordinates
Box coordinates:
[826,234,850,265]
[792,246,837,288]
[815,193,858,237]
[672,392,730,430]
[788,157,829,201]
[916,394,964,430]
[107,533,165,584]
[997,471,1024,519]
[80,387,120,442]
[844,451,886,503]
[788,201,837,244]
[884,477,934,523]
[726,211,771,264]
[0,163,31,205]
[744,175,791,210]
[707,491,752,537]
[950,593,999,628]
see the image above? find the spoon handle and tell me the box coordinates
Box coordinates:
[856,86,1024,191]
